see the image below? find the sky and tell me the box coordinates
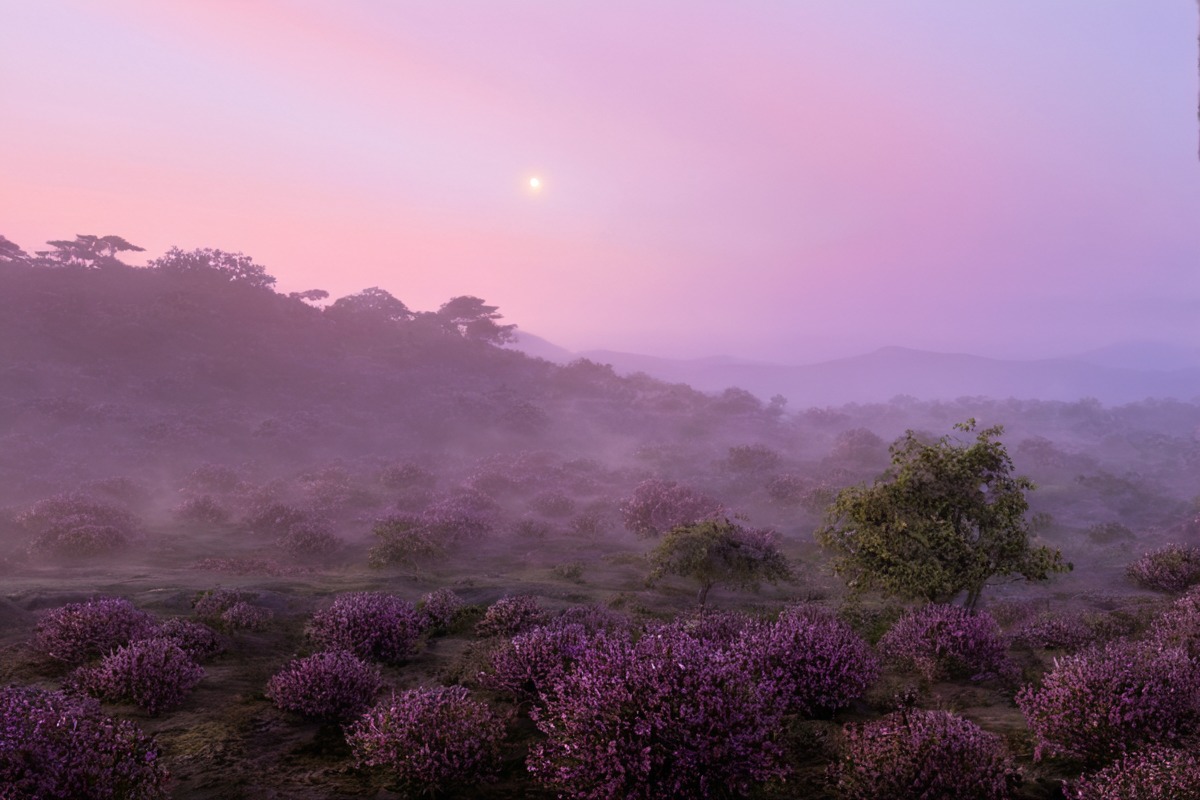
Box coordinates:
[2,1,1198,363]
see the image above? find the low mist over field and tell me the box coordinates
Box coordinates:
[3,2,1200,798]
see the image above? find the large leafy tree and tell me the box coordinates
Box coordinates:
[649,518,792,605]
[435,295,516,344]
[40,234,144,268]
[149,246,275,289]
[817,420,1069,610]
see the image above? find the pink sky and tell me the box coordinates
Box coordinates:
[3,1,1198,362]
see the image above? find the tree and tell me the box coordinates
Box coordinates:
[326,287,412,324]
[816,420,1069,610]
[436,295,516,344]
[0,235,32,265]
[149,246,275,289]
[649,518,792,605]
[40,234,144,268]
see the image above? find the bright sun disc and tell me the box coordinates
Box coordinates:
[529,177,541,189]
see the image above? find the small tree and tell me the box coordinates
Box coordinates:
[817,420,1068,610]
[649,518,792,605]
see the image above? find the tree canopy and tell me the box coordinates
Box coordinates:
[649,518,792,605]
[816,420,1069,610]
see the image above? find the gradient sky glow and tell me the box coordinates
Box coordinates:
[3,1,1198,362]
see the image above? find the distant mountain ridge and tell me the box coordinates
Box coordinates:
[507,335,1200,406]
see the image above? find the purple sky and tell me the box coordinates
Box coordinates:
[3,1,1198,362]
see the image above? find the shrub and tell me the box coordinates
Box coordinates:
[1008,612,1093,651]
[878,604,1012,682]
[1065,746,1200,800]
[475,595,548,638]
[480,622,591,704]
[155,618,224,660]
[528,627,789,799]
[0,686,168,799]
[34,597,158,665]
[648,519,792,605]
[172,495,230,526]
[347,686,506,795]
[1016,639,1200,765]
[620,479,723,538]
[72,637,204,715]
[191,588,256,621]
[265,650,381,721]
[28,523,128,558]
[531,490,576,517]
[277,520,340,559]
[307,592,422,664]
[418,588,466,631]
[17,492,138,533]
[1128,544,1200,592]
[832,708,1020,800]
[743,605,878,716]
[1150,586,1200,656]
[242,502,308,538]
[368,515,443,567]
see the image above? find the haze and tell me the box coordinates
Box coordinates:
[4,0,1197,363]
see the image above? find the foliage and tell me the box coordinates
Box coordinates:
[41,234,145,269]
[33,597,158,665]
[419,588,467,631]
[265,650,381,721]
[648,518,793,605]
[172,495,231,526]
[527,626,789,799]
[326,286,411,324]
[817,421,1069,609]
[832,708,1020,800]
[1066,746,1200,800]
[307,592,422,664]
[619,478,724,538]
[480,622,592,704]
[0,686,168,799]
[368,515,443,567]
[192,589,272,631]
[1016,638,1200,765]
[435,295,516,344]
[878,604,1013,682]
[347,686,507,794]
[149,246,275,288]
[277,520,341,559]
[1127,544,1200,593]
[28,523,128,558]
[1008,612,1094,651]
[71,637,204,715]
[475,595,549,638]
[155,618,224,660]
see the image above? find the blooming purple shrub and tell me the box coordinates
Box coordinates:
[28,523,128,558]
[1016,638,1200,765]
[368,515,443,567]
[832,708,1020,800]
[265,650,381,721]
[347,686,506,794]
[242,502,309,538]
[421,491,497,544]
[530,490,576,518]
[528,627,789,799]
[1128,544,1200,592]
[34,597,158,665]
[1150,586,1200,657]
[277,520,341,559]
[1065,746,1200,800]
[619,478,724,537]
[192,589,273,631]
[0,686,168,799]
[418,588,466,631]
[475,595,548,638]
[1008,612,1094,651]
[155,618,224,660]
[307,592,422,664]
[172,495,231,526]
[743,605,878,716]
[17,492,138,533]
[878,604,1012,682]
[72,637,204,715]
[480,622,591,704]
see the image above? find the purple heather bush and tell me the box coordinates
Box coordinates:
[193,589,274,631]
[418,588,466,631]
[347,685,506,795]
[265,650,381,721]
[28,523,128,558]
[17,492,138,533]
[72,637,204,715]
[172,495,231,526]
[154,618,224,660]
[1150,586,1200,656]
[277,520,341,559]
[307,592,422,664]
[480,622,591,704]
[1016,638,1200,765]
[1065,746,1200,800]
[1128,544,1200,593]
[1008,611,1094,651]
[528,626,789,799]
[421,491,497,544]
[832,708,1020,800]
[878,604,1013,682]
[743,605,878,716]
[553,604,629,634]
[0,686,168,799]
[619,478,724,538]
[368,515,444,567]
[34,597,158,665]
[475,595,549,638]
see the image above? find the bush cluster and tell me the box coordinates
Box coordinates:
[1128,544,1200,593]
[307,592,422,663]
[475,595,548,638]
[878,604,1012,682]
[1016,638,1200,765]
[155,618,224,660]
[619,478,724,538]
[1065,746,1200,800]
[265,650,381,721]
[418,588,466,631]
[276,520,340,559]
[347,686,507,795]
[481,622,591,704]
[832,708,1020,800]
[1008,612,1094,651]
[172,495,231,526]
[72,637,204,715]
[34,597,157,665]
[0,686,168,799]
[192,589,273,631]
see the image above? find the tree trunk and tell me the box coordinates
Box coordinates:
[697,582,713,606]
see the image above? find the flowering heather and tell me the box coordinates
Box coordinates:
[34,597,158,665]
[475,595,548,638]
[265,650,381,721]
[553,604,629,634]
[347,686,506,795]
[277,520,341,559]
[1150,586,1200,656]
[28,523,128,558]
[155,618,224,660]
[307,592,422,664]
[530,489,576,517]
[0,686,168,799]
[418,588,466,631]
[480,622,591,704]
[743,605,878,716]
[667,609,756,645]
[1008,612,1094,651]
[832,709,1020,800]
[619,478,724,537]
[878,604,1012,682]
[1128,544,1200,592]
[1065,746,1200,799]
[73,637,204,715]
[172,495,231,526]
[421,491,497,544]
[242,502,309,538]
[16,492,138,533]
[368,515,444,567]
[193,589,273,631]
[1016,638,1200,765]
[528,628,789,799]
[191,588,257,621]
[185,463,241,493]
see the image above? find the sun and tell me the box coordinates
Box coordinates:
[528,176,542,190]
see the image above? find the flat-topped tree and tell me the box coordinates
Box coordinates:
[649,518,792,606]
[817,420,1069,610]
[41,234,145,268]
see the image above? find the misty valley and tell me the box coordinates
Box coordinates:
[5,240,1200,799]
